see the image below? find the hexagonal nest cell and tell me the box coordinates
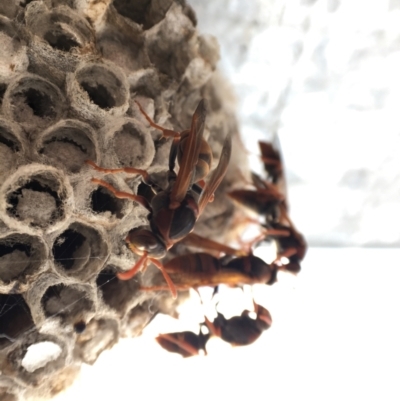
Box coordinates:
[36,120,98,174]
[109,118,155,169]
[75,318,119,365]
[4,170,69,230]
[2,74,66,132]
[0,233,47,291]
[90,183,126,219]
[45,30,79,52]
[75,63,129,111]
[25,3,94,53]
[52,222,108,281]
[0,294,35,350]
[40,283,95,326]
[5,332,68,387]
[96,265,140,317]
[122,301,157,337]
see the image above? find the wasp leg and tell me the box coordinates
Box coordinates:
[204,316,221,338]
[117,253,148,281]
[91,178,151,211]
[86,160,150,182]
[149,258,177,299]
[245,227,291,249]
[181,232,246,257]
[135,101,180,139]
[272,248,298,266]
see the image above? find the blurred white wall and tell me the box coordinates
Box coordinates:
[189,0,400,247]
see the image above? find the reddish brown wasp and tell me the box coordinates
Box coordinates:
[86,100,232,298]
[227,171,292,251]
[139,252,277,293]
[258,140,283,184]
[156,302,272,356]
[227,140,306,272]
[205,301,272,346]
[231,167,306,272]
[156,328,210,358]
[229,184,306,273]
[228,172,286,225]
[266,222,307,273]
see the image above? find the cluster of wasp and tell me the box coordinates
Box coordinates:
[86,99,306,357]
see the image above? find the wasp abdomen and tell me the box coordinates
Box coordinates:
[164,252,219,274]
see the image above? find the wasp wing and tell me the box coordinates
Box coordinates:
[169,100,206,206]
[198,133,232,215]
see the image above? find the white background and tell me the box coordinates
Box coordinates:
[54,247,400,401]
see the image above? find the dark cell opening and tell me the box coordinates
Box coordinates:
[19,0,35,6]
[74,320,86,334]
[80,82,115,110]
[0,83,7,106]
[22,88,56,118]
[113,0,150,26]
[44,30,80,52]
[52,229,86,271]
[137,182,155,203]
[0,294,34,350]
[0,127,20,152]
[0,242,30,258]
[95,267,117,312]
[96,267,116,289]
[112,0,178,29]
[90,187,124,218]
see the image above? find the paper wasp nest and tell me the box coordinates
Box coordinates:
[0,0,247,399]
